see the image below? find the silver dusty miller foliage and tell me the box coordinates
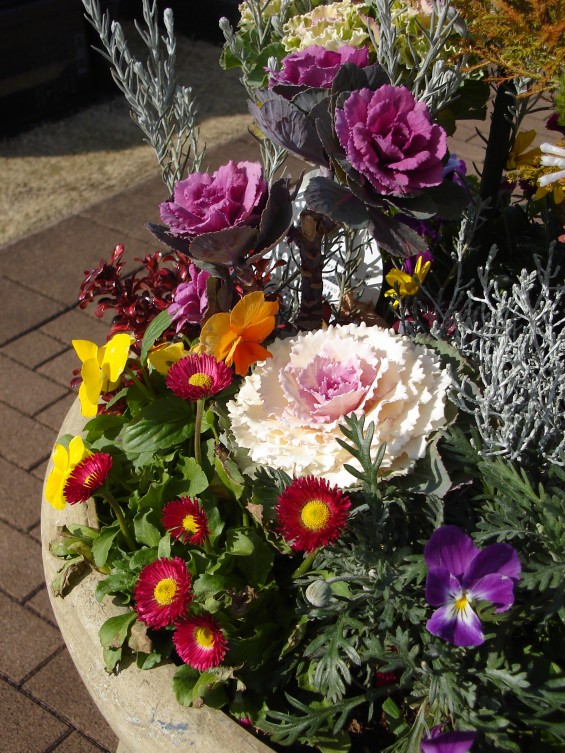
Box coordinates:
[82,0,204,193]
[368,0,466,116]
[453,249,565,467]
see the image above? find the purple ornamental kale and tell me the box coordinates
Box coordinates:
[168,263,210,332]
[268,44,370,89]
[159,161,267,237]
[421,727,476,753]
[335,84,447,196]
[424,525,521,647]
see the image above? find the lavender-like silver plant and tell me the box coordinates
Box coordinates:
[82,0,205,192]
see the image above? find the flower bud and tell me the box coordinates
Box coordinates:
[305,580,332,607]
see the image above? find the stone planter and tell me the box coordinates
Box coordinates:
[41,400,271,753]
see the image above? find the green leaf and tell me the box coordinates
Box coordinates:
[158,534,171,559]
[140,309,173,365]
[99,611,136,652]
[316,731,351,753]
[121,397,194,454]
[226,529,255,556]
[84,413,124,442]
[92,524,120,568]
[95,571,134,602]
[214,453,245,500]
[102,646,122,673]
[51,556,88,597]
[133,510,162,548]
[173,665,231,708]
[178,456,209,496]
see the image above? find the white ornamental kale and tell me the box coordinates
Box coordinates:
[227,323,451,486]
[454,249,565,467]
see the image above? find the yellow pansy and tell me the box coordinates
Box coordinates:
[147,341,190,375]
[44,436,90,510]
[73,333,134,417]
[506,130,541,171]
[385,255,431,306]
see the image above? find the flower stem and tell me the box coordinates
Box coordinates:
[101,489,136,551]
[194,398,204,466]
[125,365,155,401]
[292,549,319,579]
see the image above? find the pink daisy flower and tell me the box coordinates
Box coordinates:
[166,353,232,401]
[162,497,209,546]
[134,557,193,628]
[173,613,228,670]
[276,476,351,552]
[63,452,113,504]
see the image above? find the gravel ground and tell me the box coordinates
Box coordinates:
[0,36,250,248]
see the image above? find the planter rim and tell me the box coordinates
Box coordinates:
[41,398,272,753]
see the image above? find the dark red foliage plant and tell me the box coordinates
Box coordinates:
[78,244,194,348]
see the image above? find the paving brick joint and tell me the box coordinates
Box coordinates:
[0,111,553,752]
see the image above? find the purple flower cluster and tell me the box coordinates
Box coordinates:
[425,526,521,647]
[160,161,267,237]
[268,44,370,89]
[168,263,210,332]
[335,85,447,196]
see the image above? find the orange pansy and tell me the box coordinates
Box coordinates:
[199,291,279,376]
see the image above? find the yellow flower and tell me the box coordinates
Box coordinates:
[506,130,541,171]
[73,333,134,417]
[44,436,90,509]
[385,256,431,306]
[534,180,565,205]
[199,291,279,376]
[147,341,190,375]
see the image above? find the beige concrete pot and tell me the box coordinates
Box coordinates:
[41,400,272,753]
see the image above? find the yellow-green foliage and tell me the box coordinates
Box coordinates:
[453,0,565,94]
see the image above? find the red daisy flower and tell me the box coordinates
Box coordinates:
[276,476,351,552]
[166,353,233,401]
[63,452,113,504]
[134,557,193,628]
[162,496,209,546]
[173,613,228,670]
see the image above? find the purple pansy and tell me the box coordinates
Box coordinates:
[159,161,267,237]
[421,727,476,753]
[424,525,521,647]
[168,264,210,332]
[335,85,447,196]
[443,153,467,188]
[268,44,370,89]
[404,250,434,276]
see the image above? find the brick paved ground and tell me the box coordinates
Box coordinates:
[0,107,554,752]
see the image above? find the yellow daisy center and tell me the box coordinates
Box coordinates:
[153,577,178,605]
[182,514,199,534]
[455,595,469,611]
[194,625,214,649]
[188,372,213,389]
[300,500,331,531]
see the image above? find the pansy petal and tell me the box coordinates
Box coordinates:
[232,341,272,377]
[230,291,279,334]
[81,358,103,405]
[68,436,88,465]
[51,443,69,472]
[102,333,133,382]
[427,603,484,647]
[78,380,99,418]
[468,573,516,612]
[241,316,277,343]
[426,567,459,607]
[45,468,66,510]
[199,313,234,359]
[424,526,479,578]
[421,729,476,753]
[72,339,99,365]
[464,543,521,585]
